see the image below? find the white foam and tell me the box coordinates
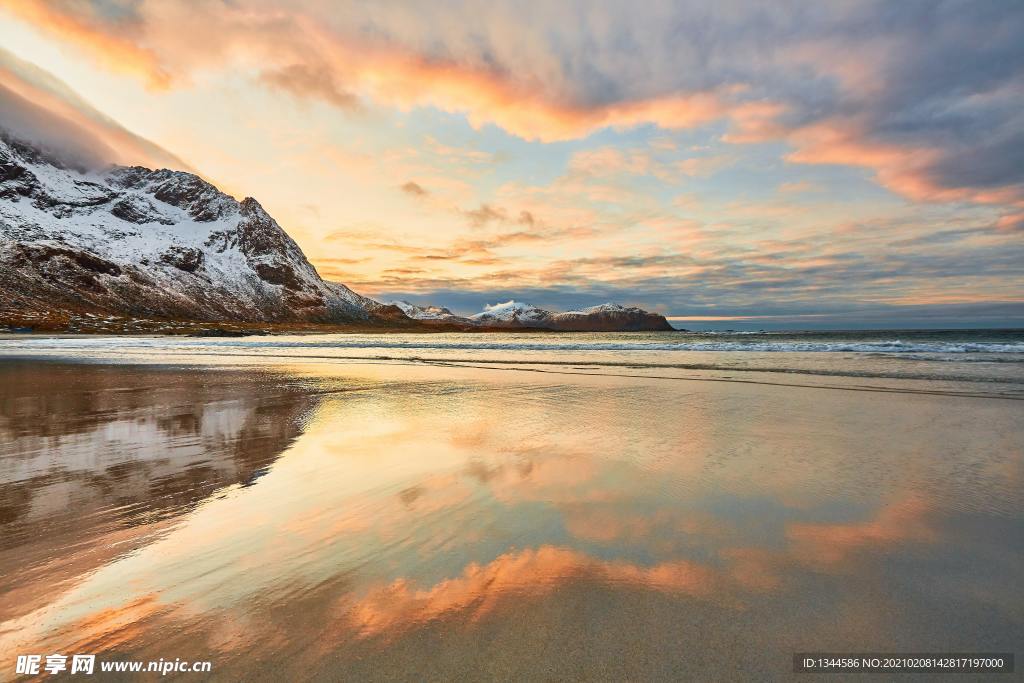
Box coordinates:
[3,335,1023,355]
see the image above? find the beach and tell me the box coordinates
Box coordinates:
[1,332,1022,679]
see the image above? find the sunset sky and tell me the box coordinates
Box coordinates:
[1,1,1022,328]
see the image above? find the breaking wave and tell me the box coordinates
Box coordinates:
[4,335,1024,356]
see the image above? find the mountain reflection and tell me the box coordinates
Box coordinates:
[0,361,318,621]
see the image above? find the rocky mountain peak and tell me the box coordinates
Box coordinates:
[235,196,302,258]
[107,166,235,222]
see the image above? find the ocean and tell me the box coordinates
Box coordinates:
[2,328,1023,398]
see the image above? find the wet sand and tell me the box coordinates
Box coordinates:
[1,357,1022,680]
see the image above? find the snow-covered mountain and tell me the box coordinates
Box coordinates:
[398,299,674,331]
[470,300,551,326]
[388,300,466,323]
[547,303,676,331]
[0,132,406,326]
[472,301,674,331]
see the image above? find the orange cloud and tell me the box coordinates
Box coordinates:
[785,120,944,200]
[786,495,936,571]
[996,211,1024,232]
[3,0,171,88]
[732,112,1024,220]
[722,100,790,143]
[338,545,721,639]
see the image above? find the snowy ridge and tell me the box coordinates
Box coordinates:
[388,300,465,323]
[471,300,552,324]
[564,303,627,315]
[394,299,673,331]
[466,300,674,331]
[0,132,404,325]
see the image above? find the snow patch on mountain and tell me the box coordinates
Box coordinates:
[470,300,551,324]
[565,303,627,315]
[389,300,463,322]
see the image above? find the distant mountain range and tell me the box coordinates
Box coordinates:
[392,300,674,331]
[0,131,672,333]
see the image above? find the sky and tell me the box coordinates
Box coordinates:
[1,0,1022,329]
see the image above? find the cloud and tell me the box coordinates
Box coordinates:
[0,47,189,170]
[258,63,359,109]
[996,212,1024,233]
[399,180,428,196]
[565,144,732,183]
[463,203,507,227]
[2,0,171,88]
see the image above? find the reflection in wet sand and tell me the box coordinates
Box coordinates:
[1,359,1022,679]
[0,362,319,623]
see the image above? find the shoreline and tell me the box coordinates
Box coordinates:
[2,344,1021,403]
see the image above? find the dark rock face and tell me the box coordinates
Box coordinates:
[159,246,204,273]
[547,308,675,332]
[3,244,124,302]
[111,195,175,225]
[234,197,312,291]
[151,175,225,222]
[236,197,292,255]
[370,303,414,322]
[0,160,37,199]
[0,147,41,201]
[15,244,122,277]
[252,262,301,288]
